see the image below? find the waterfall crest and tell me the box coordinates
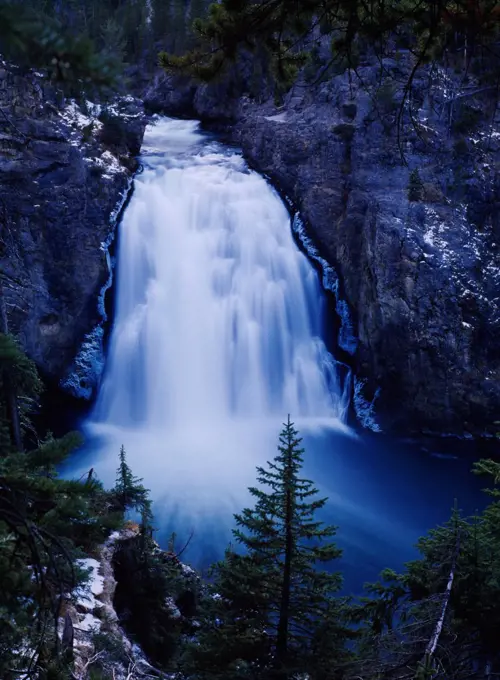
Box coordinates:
[87,118,350,524]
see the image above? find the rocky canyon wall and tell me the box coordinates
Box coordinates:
[145,62,500,436]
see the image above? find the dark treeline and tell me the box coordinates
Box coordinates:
[0,0,211,91]
[161,0,500,136]
[163,0,500,85]
[2,0,499,109]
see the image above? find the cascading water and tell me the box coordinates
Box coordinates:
[85,117,350,547]
[78,117,488,583]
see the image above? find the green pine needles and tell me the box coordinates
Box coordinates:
[189,416,348,678]
[0,333,135,678]
[160,0,500,86]
[114,444,151,518]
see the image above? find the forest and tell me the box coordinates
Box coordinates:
[1,0,500,678]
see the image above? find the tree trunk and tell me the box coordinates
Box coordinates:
[277,444,293,668]
[418,528,461,678]
[62,611,74,658]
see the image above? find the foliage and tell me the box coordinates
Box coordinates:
[453,136,469,157]
[0,332,42,450]
[101,17,127,64]
[0,442,122,676]
[1,299,500,679]
[187,416,352,679]
[452,103,484,134]
[112,444,151,520]
[0,1,121,93]
[332,122,356,142]
[151,0,212,55]
[2,328,500,680]
[0,0,212,92]
[160,0,500,141]
[351,464,500,679]
[113,528,201,669]
[0,333,127,677]
[375,80,398,114]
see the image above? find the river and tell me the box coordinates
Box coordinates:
[72,118,487,593]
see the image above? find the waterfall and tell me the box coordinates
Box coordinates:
[86,118,350,535]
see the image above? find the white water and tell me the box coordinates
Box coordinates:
[85,118,350,532]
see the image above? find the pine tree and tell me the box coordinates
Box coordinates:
[0,422,126,676]
[0,332,41,453]
[114,444,151,515]
[0,337,124,677]
[190,416,347,679]
[353,486,500,679]
[151,0,174,45]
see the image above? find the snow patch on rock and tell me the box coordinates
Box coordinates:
[60,325,105,400]
[264,112,288,123]
[292,214,358,355]
[354,379,381,433]
[60,178,133,400]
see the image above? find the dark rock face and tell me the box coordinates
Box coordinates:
[144,72,197,118]
[113,535,201,668]
[0,64,146,395]
[149,66,500,436]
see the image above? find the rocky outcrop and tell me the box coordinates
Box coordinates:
[145,72,198,118]
[113,531,202,669]
[0,63,146,396]
[148,62,500,436]
[62,526,160,679]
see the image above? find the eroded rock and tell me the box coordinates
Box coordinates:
[0,64,146,397]
[147,62,500,435]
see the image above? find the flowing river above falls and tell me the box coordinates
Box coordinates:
[72,118,487,592]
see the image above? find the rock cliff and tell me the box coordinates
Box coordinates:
[0,63,146,398]
[145,63,500,436]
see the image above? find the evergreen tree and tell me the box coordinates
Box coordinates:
[160,0,500,116]
[101,16,127,63]
[151,0,173,45]
[113,444,151,516]
[0,1,122,91]
[190,416,348,679]
[0,332,41,452]
[0,434,124,677]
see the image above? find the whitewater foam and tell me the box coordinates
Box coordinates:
[83,118,351,526]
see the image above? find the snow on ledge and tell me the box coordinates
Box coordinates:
[264,112,288,123]
[354,379,381,432]
[292,214,358,355]
[75,557,104,611]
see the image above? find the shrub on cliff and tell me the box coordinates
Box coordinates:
[112,530,202,669]
[0,333,123,678]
